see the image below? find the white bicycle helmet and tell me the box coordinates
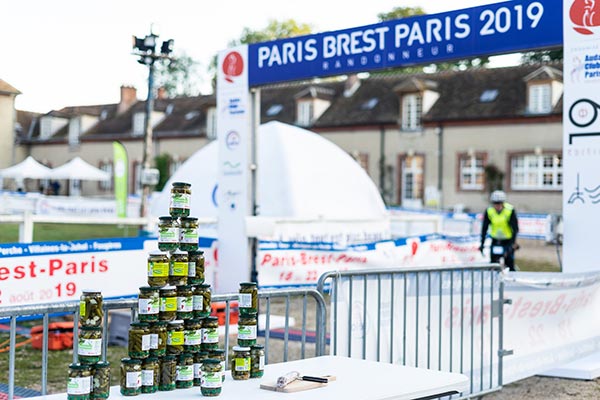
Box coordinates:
[490,190,506,203]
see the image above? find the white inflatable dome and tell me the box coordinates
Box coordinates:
[151,121,387,219]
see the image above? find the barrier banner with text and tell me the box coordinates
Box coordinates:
[258,234,484,288]
[0,237,217,307]
[332,271,600,388]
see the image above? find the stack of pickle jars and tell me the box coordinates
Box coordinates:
[68,290,111,400]
[232,282,264,381]
[121,182,225,397]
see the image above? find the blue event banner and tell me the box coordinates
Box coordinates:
[248,0,562,86]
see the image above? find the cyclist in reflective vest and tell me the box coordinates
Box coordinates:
[479,190,519,271]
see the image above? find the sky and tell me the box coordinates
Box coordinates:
[1,0,515,113]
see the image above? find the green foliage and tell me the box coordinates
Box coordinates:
[377,6,426,20]
[484,164,504,194]
[155,51,203,97]
[154,153,171,191]
[521,48,563,63]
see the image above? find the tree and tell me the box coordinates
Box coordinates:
[521,48,563,64]
[154,153,171,191]
[377,7,489,71]
[155,51,203,97]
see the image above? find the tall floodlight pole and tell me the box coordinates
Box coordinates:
[132,29,174,221]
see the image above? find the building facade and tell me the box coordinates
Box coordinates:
[5,62,564,214]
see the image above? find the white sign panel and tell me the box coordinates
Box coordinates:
[216,45,253,292]
[563,0,600,272]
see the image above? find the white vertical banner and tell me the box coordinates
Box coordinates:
[216,46,252,292]
[563,0,600,272]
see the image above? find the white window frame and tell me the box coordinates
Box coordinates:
[511,153,562,190]
[68,117,81,148]
[297,100,313,126]
[401,94,422,131]
[528,83,552,114]
[401,155,424,207]
[459,154,485,190]
[206,107,217,140]
[99,161,113,191]
[133,112,145,136]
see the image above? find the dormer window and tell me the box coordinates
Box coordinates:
[401,94,422,131]
[133,112,145,136]
[68,117,81,148]
[206,107,217,140]
[528,83,552,114]
[297,100,313,126]
[266,104,283,116]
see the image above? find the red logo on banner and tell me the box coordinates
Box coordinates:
[411,241,418,256]
[222,51,244,83]
[570,0,600,35]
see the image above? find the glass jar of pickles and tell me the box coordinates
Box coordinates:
[237,312,257,347]
[169,250,188,286]
[158,355,176,391]
[167,320,185,355]
[231,346,251,380]
[188,251,205,286]
[170,182,191,218]
[179,217,199,252]
[200,359,223,397]
[128,322,150,359]
[147,251,169,288]
[238,282,258,316]
[158,216,179,252]
[91,361,110,400]
[68,363,92,400]
[201,316,219,351]
[184,319,203,353]
[78,326,102,365]
[250,344,265,378]
[159,286,177,321]
[120,358,141,396]
[80,290,103,328]
[149,321,167,357]
[208,349,226,382]
[176,285,193,320]
[193,351,209,386]
[138,286,160,322]
[193,284,211,318]
[141,356,159,394]
[176,352,194,389]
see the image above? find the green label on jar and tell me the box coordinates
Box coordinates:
[149,262,168,277]
[188,262,196,277]
[177,296,193,312]
[168,331,184,345]
[238,325,257,340]
[184,329,202,345]
[234,357,251,371]
[201,372,222,388]
[171,262,188,276]
[78,338,102,356]
[159,228,179,243]
[180,229,199,244]
[171,193,191,208]
[67,377,91,395]
[192,295,204,311]
[202,328,218,343]
[177,365,193,381]
[160,297,177,312]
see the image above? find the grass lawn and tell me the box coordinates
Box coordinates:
[0,223,140,244]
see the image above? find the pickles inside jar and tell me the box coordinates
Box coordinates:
[91,361,110,399]
[79,290,103,327]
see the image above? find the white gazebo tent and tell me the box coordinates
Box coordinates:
[0,156,52,191]
[50,157,110,196]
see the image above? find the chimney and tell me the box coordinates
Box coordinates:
[118,85,137,114]
[157,87,167,100]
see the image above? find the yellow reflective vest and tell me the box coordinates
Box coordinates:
[486,203,514,240]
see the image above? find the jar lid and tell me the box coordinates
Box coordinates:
[160,285,177,292]
[168,320,184,325]
[139,286,158,292]
[162,355,176,361]
[184,318,202,326]
[69,363,91,370]
[176,284,192,290]
[81,289,102,295]
[208,349,225,355]
[179,352,193,360]
[172,182,191,187]
[143,356,159,363]
[158,216,174,222]
[232,345,251,352]
[239,310,258,317]
[94,361,110,368]
[130,322,149,328]
[198,283,211,289]
[188,250,205,255]
[149,250,167,256]
[250,344,264,350]
[202,358,220,364]
[171,249,187,256]
[80,325,102,331]
[204,316,218,322]
[121,358,141,365]
[239,282,257,287]
[180,216,198,222]
[152,320,169,327]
